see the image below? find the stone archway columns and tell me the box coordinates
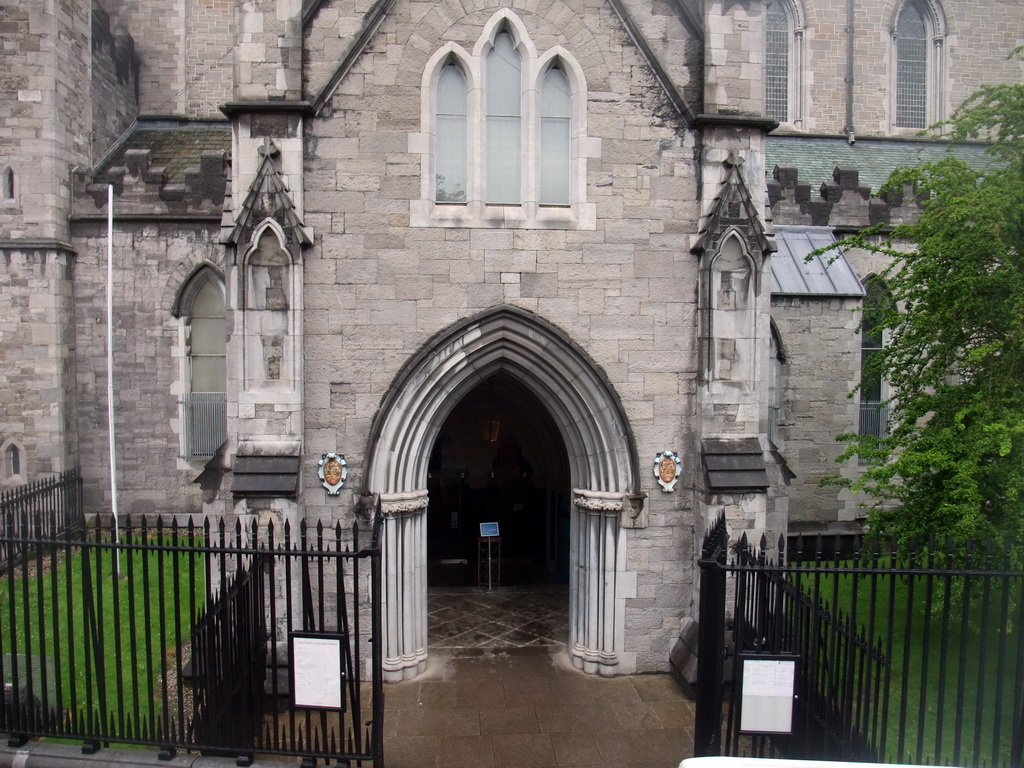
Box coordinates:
[571,489,631,677]
[380,489,429,682]
[364,307,643,680]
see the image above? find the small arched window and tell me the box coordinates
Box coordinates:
[436,61,468,203]
[895,1,929,128]
[1,439,25,483]
[2,167,14,200]
[486,30,522,204]
[540,64,571,206]
[6,444,21,478]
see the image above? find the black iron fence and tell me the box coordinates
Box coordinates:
[0,469,83,567]
[696,515,1024,768]
[0,512,384,767]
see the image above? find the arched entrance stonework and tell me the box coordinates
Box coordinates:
[363,306,642,680]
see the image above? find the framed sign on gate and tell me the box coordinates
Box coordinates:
[290,631,347,711]
[737,654,797,734]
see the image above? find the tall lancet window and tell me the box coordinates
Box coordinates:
[486,31,522,204]
[540,64,571,206]
[895,0,928,128]
[181,269,227,459]
[436,61,468,203]
[765,1,790,122]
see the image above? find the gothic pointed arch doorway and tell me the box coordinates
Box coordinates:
[425,372,571,589]
[363,306,642,680]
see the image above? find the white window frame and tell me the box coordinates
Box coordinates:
[764,0,805,129]
[410,10,598,230]
[890,0,946,133]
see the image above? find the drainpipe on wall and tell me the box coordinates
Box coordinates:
[845,0,856,143]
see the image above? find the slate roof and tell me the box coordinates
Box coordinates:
[771,226,865,297]
[93,117,231,184]
[766,135,995,192]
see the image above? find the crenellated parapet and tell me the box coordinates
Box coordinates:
[768,164,921,230]
[74,118,230,219]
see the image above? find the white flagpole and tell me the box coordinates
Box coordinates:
[107,184,120,574]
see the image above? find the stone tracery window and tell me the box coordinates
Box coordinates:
[412,11,597,229]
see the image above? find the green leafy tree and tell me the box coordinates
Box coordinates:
[830,78,1024,548]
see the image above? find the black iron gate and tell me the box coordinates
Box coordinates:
[695,514,1024,768]
[0,511,385,767]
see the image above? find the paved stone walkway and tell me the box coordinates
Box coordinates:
[383,587,695,768]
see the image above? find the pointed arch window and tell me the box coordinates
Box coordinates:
[486,31,522,205]
[764,0,803,126]
[180,269,226,459]
[540,64,571,205]
[892,0,945,130]
[436,61,468,203]
[895,1,928,128]
[765,1,791,122]
[2,167,14,201]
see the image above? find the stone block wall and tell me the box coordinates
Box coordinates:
[71,221,224,516]
[186,0,234,117]
[705,0,764,116]
[91,3,141,162]
[116,0,187,114]
[792,0,1022,136]
[234,0,303,102]
[0,0,90,242]
[0,247,77,483]
[770,294,861,524]
[298,0,706,672]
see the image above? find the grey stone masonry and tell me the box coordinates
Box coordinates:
[0,247,77,483]
[235,0,303,102]
[90,3,141,162]
[70,221,223,516]
[0,0,91,243]
[115,0,188,115]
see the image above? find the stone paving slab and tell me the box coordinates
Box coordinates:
[383,651,696,768]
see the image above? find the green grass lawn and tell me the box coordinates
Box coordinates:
[0,538,205,740]
[794,563,1022,767]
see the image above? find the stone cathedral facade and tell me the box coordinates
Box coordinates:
[0,0,1020,678]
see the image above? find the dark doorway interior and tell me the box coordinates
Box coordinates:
[426,372,571,587]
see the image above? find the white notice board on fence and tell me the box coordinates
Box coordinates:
[290,632,347,711]
[738,655,797,734]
